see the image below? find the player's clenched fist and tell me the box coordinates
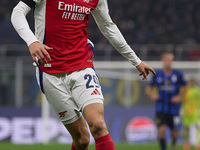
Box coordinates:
[29,42,53,66]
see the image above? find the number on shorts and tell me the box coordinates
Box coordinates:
[84,74,100,89]
[93,75,100,88]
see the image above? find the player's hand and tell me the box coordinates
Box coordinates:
[29,42,53,66]
[171,95,181,104]
[150,94,159,101]
[136,61,156,80]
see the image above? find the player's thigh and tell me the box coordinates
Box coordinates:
[65,116,90,141]
[83,103,108,137]
[83,103,105,124]
[70,68,104,111]
[158,125,167,138]
[171,130,179,139]
[36,68,81,124]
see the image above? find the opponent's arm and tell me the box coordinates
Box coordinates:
[171,85,187,104]
[91,0,156,79]
[145,85,159,101]
[171,73,187,104]
[11,0,51,65]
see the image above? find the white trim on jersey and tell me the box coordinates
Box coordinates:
[11,1,38,46]
[91,0,141,66]
[33,0,46,44]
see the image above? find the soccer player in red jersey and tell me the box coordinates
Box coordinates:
[11,0,156,149]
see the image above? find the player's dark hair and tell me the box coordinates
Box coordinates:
[161,51,174,59]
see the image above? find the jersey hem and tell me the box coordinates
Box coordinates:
[39,64,94,73]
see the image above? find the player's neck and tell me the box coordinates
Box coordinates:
[163,67,172,75]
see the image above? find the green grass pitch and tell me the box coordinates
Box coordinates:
[0,142,186,150]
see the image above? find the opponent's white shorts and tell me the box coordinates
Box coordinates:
[36,68,104,124]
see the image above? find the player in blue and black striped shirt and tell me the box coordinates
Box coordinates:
[146,52,186,150]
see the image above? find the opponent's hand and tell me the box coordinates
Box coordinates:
[150,94,159,101]
[29,42,53,66]
[136,61,156,80]
[171,95,181,104]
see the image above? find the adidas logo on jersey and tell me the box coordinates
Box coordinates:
[91,89,101,95]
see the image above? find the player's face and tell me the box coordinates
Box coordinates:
[162,53,174,69]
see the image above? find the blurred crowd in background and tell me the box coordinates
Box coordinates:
[107,0,200,44]
[0,0,200,45]
[1,0,200,62]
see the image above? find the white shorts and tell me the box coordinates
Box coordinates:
[36,68,104,124]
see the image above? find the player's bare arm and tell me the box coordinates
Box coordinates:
[145,85,159,101]
[171,85,187,104]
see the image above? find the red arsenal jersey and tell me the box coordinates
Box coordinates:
[37,0,99,73]
[11,0,142,70]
